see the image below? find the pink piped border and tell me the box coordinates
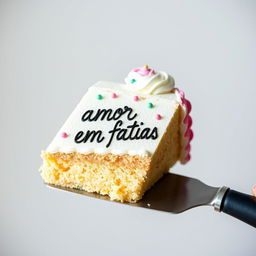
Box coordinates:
[175,88,193,164]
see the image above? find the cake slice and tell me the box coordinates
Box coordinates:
[40,66,193,202]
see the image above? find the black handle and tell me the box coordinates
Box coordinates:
[220,189,256,228]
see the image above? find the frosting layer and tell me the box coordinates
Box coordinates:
[124,66,175,95]
[47,81,180,157]
[46,66,193,164]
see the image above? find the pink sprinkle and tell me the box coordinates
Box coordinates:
[133,96,139,101]
[61,132,69,138]
[252,185,256,197]
[111,93,117,98]
[156,114,162,120]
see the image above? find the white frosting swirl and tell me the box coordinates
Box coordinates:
[124,67,175,95]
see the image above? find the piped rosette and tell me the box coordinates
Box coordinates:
[175,89,193,164]
[124,65,175,95]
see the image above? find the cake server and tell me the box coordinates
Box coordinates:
[46,172,256,228]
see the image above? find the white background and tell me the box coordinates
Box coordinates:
[1,0,255,255]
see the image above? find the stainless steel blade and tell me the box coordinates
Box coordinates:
[46,172,221,213]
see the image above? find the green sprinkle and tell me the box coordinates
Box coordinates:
[130,79,136,84]
[148,102,154,108]
[97,94,103,100]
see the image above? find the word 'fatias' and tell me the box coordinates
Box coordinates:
[74,106,158,147]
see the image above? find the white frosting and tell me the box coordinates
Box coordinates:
[124,69,175,95]
[46,81,180,157]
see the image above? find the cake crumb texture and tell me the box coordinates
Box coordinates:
[40,105,181,202]
[41,152,151,202]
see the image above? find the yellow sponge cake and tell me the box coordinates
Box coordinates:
[40,66,193,202]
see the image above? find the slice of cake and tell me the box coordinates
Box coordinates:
[40,65,193,202]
